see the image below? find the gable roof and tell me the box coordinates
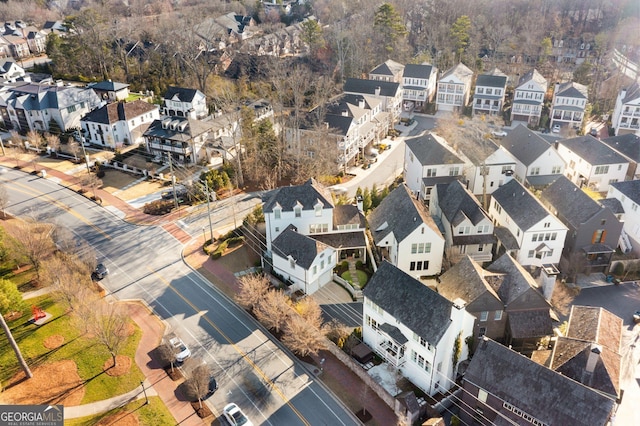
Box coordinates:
[437,180,488,226]
[498,123,551,166]
[403,63,434,79]
[548,306,623,398]
[600,133,640,162]
[333,205,364,228]
[271,225,331,269]
[491,179,553,230]
[516,68,547,90]
[475,73,507,89]
[163,86,201,102]
[363,262,452,344]
[89,80,129,92]
[556,81,588,99]
[439,62,473,83]
[559,135,627,165]
[437,256,500,305]
[598,197,624,214]
[6,83,100,111]
[610,179,640,204]
[343,78,400,98]
[370,59,404,77]
[620,81,640,104]
[81,100,157,125]
[143,116,213,141]
[368,184,442,245]
[466,338,615,426]
[485,253,548,306]
[404,132,464,166]
[263,178,334,213]
[540,175,608,229]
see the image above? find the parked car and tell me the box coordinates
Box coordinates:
[223,403,252,426]
[552,124,561,133]
[92,263,109,280]
[590,127,599,137]
[633,310,640,324]
[169,337,191,363]
[491,130,508,137]
[205,376,218,399]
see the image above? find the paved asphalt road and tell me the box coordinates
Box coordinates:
[1,169,360,426]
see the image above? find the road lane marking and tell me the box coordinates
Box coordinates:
[7,180,111,240]
[149,267,311,426]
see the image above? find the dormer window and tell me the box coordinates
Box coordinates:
[314,202,323,217]
[274,206,281,220]
[294,205,302,218]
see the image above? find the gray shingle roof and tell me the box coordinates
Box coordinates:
[369,59,404,77]
[475,73,507,88]
[491,179,551,231]
[486,253,548,306]
[404,132,464,166]
[310,231,366,250]
[507,309,553,338]
[437,180,490,227]
[333,205,364,228]
[466,338,615,426]
[343,78,400,98]
[439,62,473,82]
[598,198,624,214]
[81,100,157,125]
[517,68,547,89]
[164,86,200,102]
[324,113,353,136]
[498,124,550,166]
[143,116,213,142]
[89,80,129,91]
[363,261,452,344]
[540,175,606,229]
[610,179,640,204]
[271,225,330,269]
[437,256,501,306]
[367,184,441,245]
[493,226,520,250]
[8,83,100,111]
[600,133,640,162]
[559,136,627,165]
[263,178,334,213]
[403,63,434,79]
[621,81,640,104]
[556,81,588,99]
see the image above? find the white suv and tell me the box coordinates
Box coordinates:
[169,337,191,363]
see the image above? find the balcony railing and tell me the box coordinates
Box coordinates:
[378,341,406,367]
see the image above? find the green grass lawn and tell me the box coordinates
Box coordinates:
[0,294,144,404]
[341,270,368,288]
[65,396,175,426]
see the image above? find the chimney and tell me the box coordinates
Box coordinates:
[358,98,365,109]
[356,195,363,212]
[375,86,381,96]
[586,344,602,373]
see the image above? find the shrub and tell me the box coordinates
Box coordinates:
[143,199,174,215]
[226,236,245,247]
[211,240,228,259]
[353,327,362,339]
[611,262,624,277]
[355,260,363,269]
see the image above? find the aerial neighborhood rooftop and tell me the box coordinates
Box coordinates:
[0,1,639,425]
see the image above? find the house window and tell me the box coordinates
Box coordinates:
[294,206,302,217]
[315,204,322,216]
[478,327,486,337]
[530,167,540,175]
[274,208,281,219]
[478,389,488,403]
[366,315,379,330]
[494,310,503,320]
[275,227,279,232]
[410,261,416,271]
[289,258,296,268]
[478,244,484,252]
[552,165,561,174]
[426,168,437,177]
[449,167,459,176]
[528,250,535,258]
[67,105,77,113]
[594,165,609,175]
[632,204,638,212]
[592,229,605,243]
[313,266,317,275]
[321,260,324,269]
[422,261,429,270]
[480,311,488,321]
[411,244,417,254]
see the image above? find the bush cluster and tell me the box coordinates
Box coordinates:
[143,199,174,215]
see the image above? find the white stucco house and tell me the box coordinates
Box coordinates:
[271,225,337,295]
[489,179,568,267]
[80,100,160,149]
[510,69,547,127]
[363,261,475,397]
[556,135,629,192]
[550,81,588,131]
[436,63,474,113]
[498,124,565,184]
[162,86,208,119]
[472,68,507,116]
[367,184,445,278]
[611,82,640,136]
[343,77,403,124]
[403,132,465,202]
[607,180,640,256]
[402,63,438,110]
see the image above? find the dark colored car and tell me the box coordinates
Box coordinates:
[590,127,599,137]
[633,310,640,324]
[205,376,217,399]
[93,263,109,280]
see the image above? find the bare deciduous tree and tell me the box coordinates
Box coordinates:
[41,254,92,312]
[282,315,326,358]
[183,364,212,408]
[235,274,270,312]
[89,301,130,368]
[156,342,177,372]
[4,220,55,282]
[254,289,292,333]
[293,297,323,329]
[44,132,60,155]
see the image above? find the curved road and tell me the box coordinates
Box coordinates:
[1,169,359,426]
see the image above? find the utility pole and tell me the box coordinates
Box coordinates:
[480,163,489,211]
[167,152,179,211]
[0,137,5,156]
[79,138,91,174]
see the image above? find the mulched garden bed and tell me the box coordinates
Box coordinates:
[190,401,213,418]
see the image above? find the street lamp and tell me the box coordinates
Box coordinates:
[140,380,149,405]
